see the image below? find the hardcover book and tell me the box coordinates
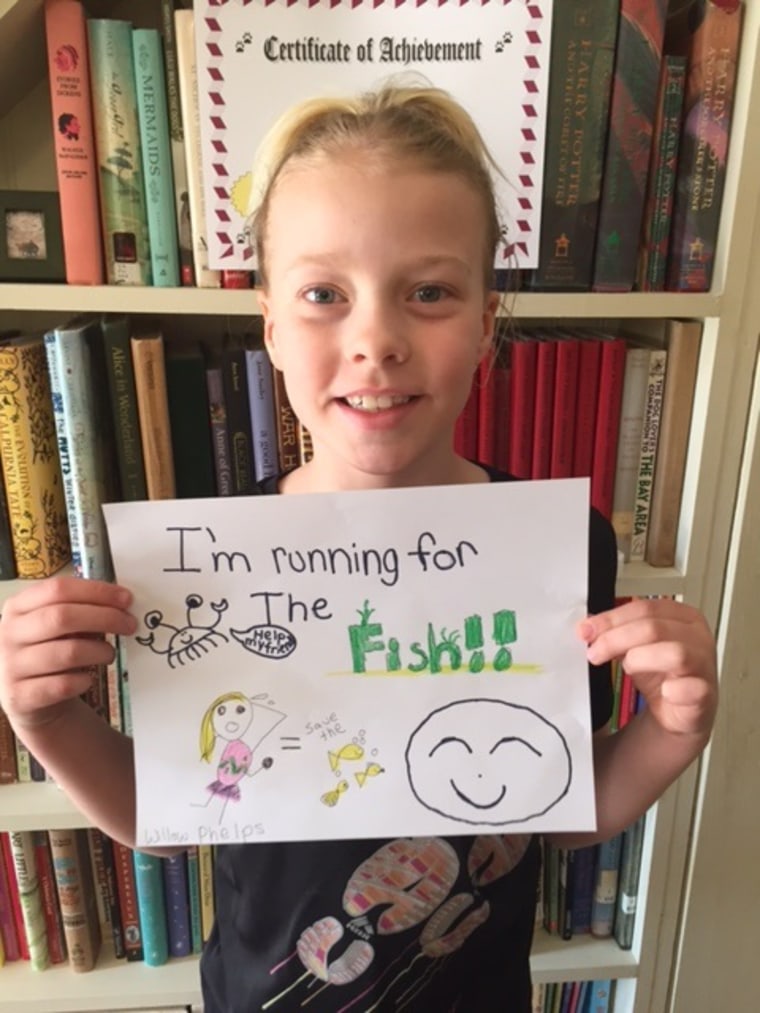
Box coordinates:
[245,345,279,483]
[101,315,148,502]
[0,832,20,961]
[87,18,152,285]
[165,341,216,498]
[221,335,256,495]
[32,830,67,965]
[610,345,654,559]
[44,0,104,285]
[133,851,169,966]
[162,853,192,958]
[8,830,49,970]
[47,828,102,972]
[629,345,668,561]
[206,357,233,496]
[0,335,71,578]
[666,0,745,291]
[272,367,299,475]
[0,464,17,580]
[130,331,177,500]
[592,0,669,291]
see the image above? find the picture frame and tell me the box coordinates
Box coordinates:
[0,190,65,283]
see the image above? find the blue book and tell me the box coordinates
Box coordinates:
[162,853,191,957]
[571,844,597,934]
[588,979,613,1013]
[590,833,623,937]
[133,851,169,966]
[245,346,278,482]
[132,28,180,286]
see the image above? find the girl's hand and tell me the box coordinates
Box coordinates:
[578,598,718,739]
[0,576,137,732]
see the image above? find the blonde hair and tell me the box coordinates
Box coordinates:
[249,83,503,287]
[199,691,249,762]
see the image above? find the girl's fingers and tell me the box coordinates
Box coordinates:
[579,598,707,642]
[5,670,101,719]
[1,601,137,647]
[8,636,117,681]
[1,577,132,620]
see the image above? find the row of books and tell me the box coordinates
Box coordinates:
[532,979,614,1013]
[526,0,744,293]
[457,320,701,566]
[0,826,216,972]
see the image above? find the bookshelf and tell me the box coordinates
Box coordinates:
[0,0,758,1011]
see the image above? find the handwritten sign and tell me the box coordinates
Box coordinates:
[103,478,594,847]
[195,0,554,270]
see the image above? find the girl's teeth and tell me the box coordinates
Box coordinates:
[345,394,411,412]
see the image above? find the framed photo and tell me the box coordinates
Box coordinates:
[0,190,65,283]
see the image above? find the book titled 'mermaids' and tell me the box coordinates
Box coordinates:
[87,18,152,285]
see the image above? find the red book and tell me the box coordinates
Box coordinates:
[0,708,17,784]
[476,351,497,467]
[0,831,21,961]
[43,0,104,284]
[590,335,627,518]
[1,831,29,959]
[572,335,602,478]
[550,335,580,478]
[221,270,252,289]
[493,345,512,473]
[33,831,67,964]
[507,334,538,479]
[111,841,143,961]
[454,374,479,460]
[531,335,557,480]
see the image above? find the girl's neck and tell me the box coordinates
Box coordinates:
[279,455,490,494]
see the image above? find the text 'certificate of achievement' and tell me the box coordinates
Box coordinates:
[103,478,595,848]
[195,0,554,270]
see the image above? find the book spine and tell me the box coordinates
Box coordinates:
[111,841,143,961]
[592,0,669,291]
[1,832,28,959]
[222,343,256,494]
[0,456,18,579]
[165,346,216,499]
[630,348,667,561]
[298,424,314,465]
[43,0,104,285]
[529,0,619,290]
[133,851,169,966]
[32,831,67,965]
[87,18,152,285]
[637,56,687,291]
[272,367,299,475]
[206,364,233,496]
[48,828,101,972]
[571,843,597,935]
[590,833,623,937]
[174,9,221,288]
[185,845,203,954]
[0,709,18,784]
[158,0,194,286]
[531,338,557,479]
[87,830,125,959]
[197,844,215,944]
[44,330,82,576]
[476,352,497,468]
[8,831,49,970]
[162,853,192,958]
[550,337,580,478]
[0,340,71,578]
[666,0,744,292]
[132,28,181,287]
[646,320,702,565]
[507,337,537,479]
[14,740,32,783]
[572,338,602,478]
[130,333,177,500]
[591,337,628,519]
[611,346,653,559]
[614,815,647,949]
[101,315,148,501]
[0,833,20,961]
[245,348,279,483]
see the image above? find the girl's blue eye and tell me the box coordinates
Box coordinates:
[304,286,337,304]
[414,285,445,303]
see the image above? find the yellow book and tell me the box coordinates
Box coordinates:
[130,330,176,500]
[198,843,215,943]
[0,335,70,577]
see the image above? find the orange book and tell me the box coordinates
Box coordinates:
[44,0,104,285]
[130,331,176,500]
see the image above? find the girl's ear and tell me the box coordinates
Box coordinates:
[258,292,283,371]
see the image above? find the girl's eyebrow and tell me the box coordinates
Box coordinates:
[284,253,473,275]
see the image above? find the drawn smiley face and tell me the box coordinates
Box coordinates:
[405,699,571,826]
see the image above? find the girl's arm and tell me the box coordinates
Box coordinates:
[550,597,717,849]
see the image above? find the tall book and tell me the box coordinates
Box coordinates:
[133,851,169,967]
[666,0,745,292]
[32,830,67,965]
[111,841,143,961]
[572,334,602,479]
[645,319,702,565]
[132,28,181,287]
[206,355,233,496]
[0,335,70,578]
[174,8,221,288]
[273,367,299,475]
[0,832,25,960]
[590,334,628,519]
[245,345,279,483]
[613,815,646,948]
[531,335,557,480]
[47,828,101,972]
[87,18,152,285]
[222,335,256,495]
[637,55,688,291]
[86,828,125,960]
[159,0,194,285]
[101,315,148,501]
[165,341,216,498]
[610,345,654,559]
[130,330,176,500]
[0,464,17,579]
[8,831,49,970]
[591,832,623,937]
[629,344,668,560]
[592,0,669,291]
[527,0,619,290]
[507,333,538,479]
[162,853,192,958]
[44,316,117,580]
[44,0,103,285]
[0,832,20,961]
[0,709,18,784]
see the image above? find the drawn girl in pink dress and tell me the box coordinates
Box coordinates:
[195,691,286,822]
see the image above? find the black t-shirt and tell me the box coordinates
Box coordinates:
[200,469,616,1013]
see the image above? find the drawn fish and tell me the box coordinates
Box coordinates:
[355,763,385,788]
[320,780,349,807]
[328,743,364,771]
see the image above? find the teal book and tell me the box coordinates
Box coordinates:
[87,18,152,285]
[132,28,180,287]
[133,851,169,966]
[44,317,117,581]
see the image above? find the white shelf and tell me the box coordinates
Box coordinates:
[0,781,91,830]
[0,283,722,321]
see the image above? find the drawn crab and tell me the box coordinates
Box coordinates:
[136,594,230,668]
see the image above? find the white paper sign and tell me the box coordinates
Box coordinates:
[195,0,553,270]
[103,479,594,847]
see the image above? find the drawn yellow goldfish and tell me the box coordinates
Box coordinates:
[328,743,364,771]
[355,763,385,788]
[320,780,349,807]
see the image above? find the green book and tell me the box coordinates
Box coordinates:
[101,314,148,501]
[87,18,152,285]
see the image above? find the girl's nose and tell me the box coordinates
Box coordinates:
[345,300,411,365]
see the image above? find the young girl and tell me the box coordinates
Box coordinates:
[0,85,717,1012]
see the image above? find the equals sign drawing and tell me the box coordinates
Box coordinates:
[280,737,301,750]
